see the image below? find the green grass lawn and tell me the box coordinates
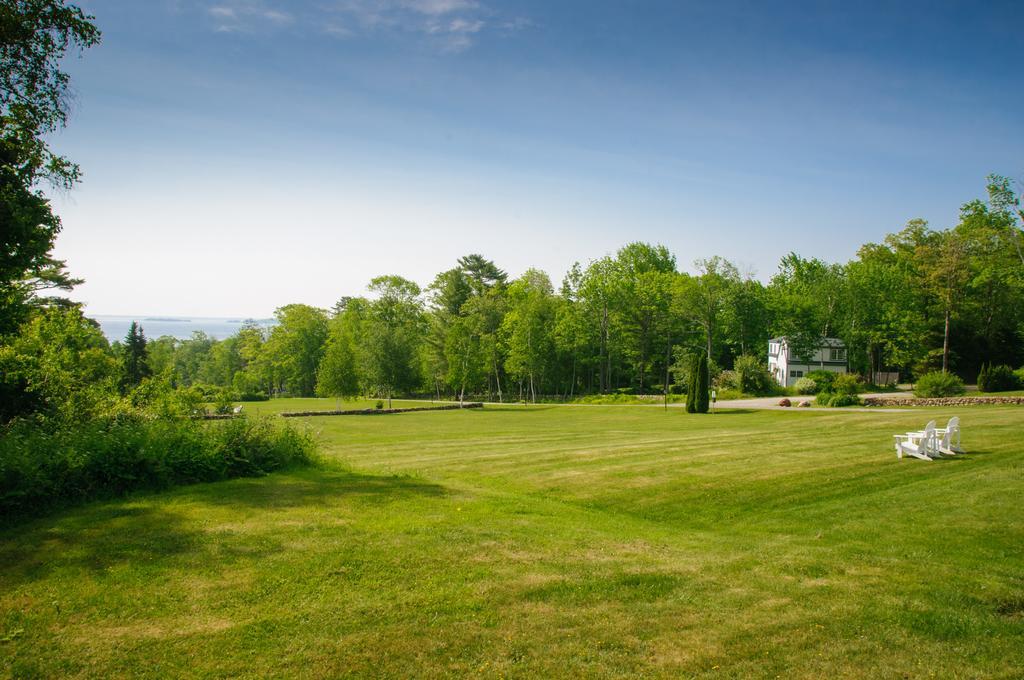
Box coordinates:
[2,403,1023,678]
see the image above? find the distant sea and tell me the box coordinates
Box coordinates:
[93,315,277,342]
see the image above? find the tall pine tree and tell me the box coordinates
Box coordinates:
[695,352,710,413]
[122,321,150,390]
[685,353,699,413]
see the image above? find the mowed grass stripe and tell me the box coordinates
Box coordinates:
[2,403,1022,678]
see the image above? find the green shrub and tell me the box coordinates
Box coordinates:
[813,391,861,407]
[714,370,738,391]
[827,394,862,407]
[831,373,863,396]
[213,388,235,415]
[914,371,966,398]
[732,355,774,396]
[191,383,222,401]
[794,377,818,395]
[977,364,1019,393]
[375,400,384,410]
[1016,367,1024,387]
[806,370,837,392]
[0,415,317,522]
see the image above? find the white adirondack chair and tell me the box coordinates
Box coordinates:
[894,422,937,460]
[934,416,963,455]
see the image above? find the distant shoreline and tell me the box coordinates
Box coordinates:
[92,315,277,342]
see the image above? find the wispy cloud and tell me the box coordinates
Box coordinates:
[399,0,478,16]
[206,1,293,32]
[199,0,527,52]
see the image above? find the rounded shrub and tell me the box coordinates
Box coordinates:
[794,377,818,395]
[914,371,966,398]
[806,370,837,393]
[827,394,862,407]
[732,355,775,396]
[977,364,1019,393]
[714,370,738,391]
[831,373,863,396]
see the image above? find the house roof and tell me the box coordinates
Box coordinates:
[768,336,846,348]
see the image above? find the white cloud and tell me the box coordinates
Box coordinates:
[262,9,292,23]
[399,0,478,16]
[204,1,293,32]
[201,0,522,52]
[324,22,355,38]
[448,18,483,33]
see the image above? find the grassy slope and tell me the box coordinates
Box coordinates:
[1,404,1022,678]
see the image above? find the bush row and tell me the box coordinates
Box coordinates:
[0,415,317,522]
[977,364,1023,393]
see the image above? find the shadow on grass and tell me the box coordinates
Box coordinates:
[183,468,447,510]
[0,504,202,589]
[0,469,446,588]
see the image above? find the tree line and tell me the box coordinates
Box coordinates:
[128,184,1024,403]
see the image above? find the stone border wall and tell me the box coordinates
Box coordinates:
[280,403,484,418]
[863,396,1024,407]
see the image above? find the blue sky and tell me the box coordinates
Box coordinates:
[50,0,1024,317]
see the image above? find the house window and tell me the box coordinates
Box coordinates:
[830,348,847,362]
[789,370,803,378]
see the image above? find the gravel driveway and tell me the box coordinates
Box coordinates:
[713,392,913,411]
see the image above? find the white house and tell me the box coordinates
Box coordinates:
[768,337,848,387]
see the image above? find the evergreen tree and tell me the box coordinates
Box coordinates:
[695,352,710,413]
[122,321,150,390]
[685,353,699,413]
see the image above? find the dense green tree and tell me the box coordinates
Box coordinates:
[0,307,116,422]
[612,243,677,392]
[767,254,846,365]
[576,256,621,392]
[0,1,99,333]
[145,336,178,380]
[121,321,150,390]
[361,275,424,407]
[721,278,770,359]
[502,269,557,402]
[554,265,591,398]
[264,304,329,397]
[316,302,365,403]
[457,253,507,296]
[984,174,1024,267]
[918,229,970,373]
